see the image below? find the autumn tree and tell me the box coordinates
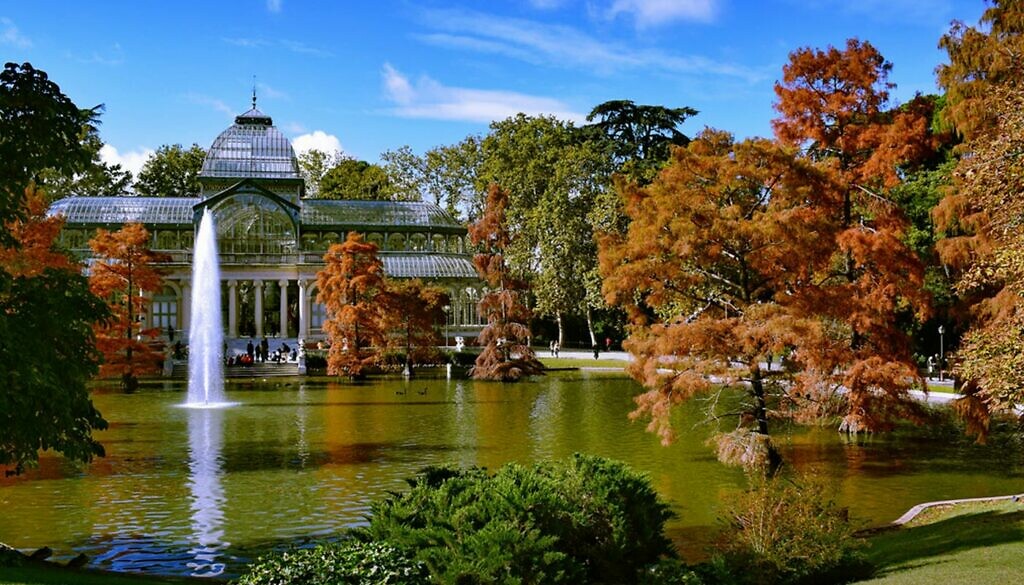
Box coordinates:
[601,131,835,472]
[772,39,935,434]
[381,278,448,376]
[933,1,1024,438]
[0,62,110,473]
[469,185,543,382]
[89,223,168,392]
[317,232,390,378]
[134,143,205,197]
[0,188,109,473]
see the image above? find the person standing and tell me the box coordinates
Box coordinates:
[246,339,255,362]
[260,336,269,363]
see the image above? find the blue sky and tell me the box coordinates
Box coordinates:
[2,0,986,176]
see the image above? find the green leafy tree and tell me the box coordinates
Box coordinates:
[319,159,393,200]
[39,134,132,199]
[584,99,698,183]
[425,136,485,221]
[297,148,344,198]
[0,61,98,230]
[0,62,109,474]
[133,143,205,197]
[480,114,613,346]
[380,145,425,202]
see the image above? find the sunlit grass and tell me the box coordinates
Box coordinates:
[861,499,1024,584]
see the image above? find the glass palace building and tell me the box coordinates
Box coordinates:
[49,106,483,342]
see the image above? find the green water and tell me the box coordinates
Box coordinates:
[0,372,1021,577]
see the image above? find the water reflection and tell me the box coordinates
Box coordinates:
[186,407,227,576]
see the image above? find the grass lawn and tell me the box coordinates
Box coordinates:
[0,562,211,585]
[861,500,1024,584]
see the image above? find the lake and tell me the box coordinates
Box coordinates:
[0,371,1020,577]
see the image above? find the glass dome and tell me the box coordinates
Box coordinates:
[199,108,301,181]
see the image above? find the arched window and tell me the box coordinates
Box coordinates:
[432,234,446,252]
[366,232,384,249]
[211,194,297,255]
[409,233,427,251]
[387,232,406,251]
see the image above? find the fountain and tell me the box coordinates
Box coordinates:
[185,209,230,407]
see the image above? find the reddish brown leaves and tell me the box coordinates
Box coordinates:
[468,185,543,381]
[316,232,389,378]
[88,223,169,384]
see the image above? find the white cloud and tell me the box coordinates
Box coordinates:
[185,92,236,117]
[292,131,344,155]
[381,63,585,124]
[608,0,718,26]
[100,144,154,178]
[418,9,763,82]
[267,0,282,13]
[256,81,288,100]
[223,37,332,57]
[1,17,31,48]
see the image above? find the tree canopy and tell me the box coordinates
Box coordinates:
[89,223,169,392]
[0,62,109,474]
[933,0,1024,438]
[585,99,698,182]
[133,143,205,197]
[319,158,394,200]
[316,232,390,378]
[469,184,543,382]
[0,61,98,230]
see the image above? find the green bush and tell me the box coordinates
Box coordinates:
[234,540,429,585]
[709,474,872,585]
[358,454,677,584]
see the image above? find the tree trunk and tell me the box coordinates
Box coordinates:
[750,365,783,475]
[556,312,565,348]
[586,307,597,348]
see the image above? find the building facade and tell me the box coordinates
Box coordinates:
[49,106,484,343]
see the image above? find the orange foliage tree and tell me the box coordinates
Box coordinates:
[933,1,1024,438]
[316,232,390,379]
[601,131,835,471]
[469,185,543,381]
[772,38,935,434]
[89,223,168,392]
[381,278,448,376]
[1,187,109,472]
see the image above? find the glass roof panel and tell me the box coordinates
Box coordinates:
[381,254,477,279]
[48,197,196,225]
[199,112,300,181]
[302,200,462,229]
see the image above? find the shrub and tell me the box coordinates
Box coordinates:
[358,454,677,584]
[710,474,872,585]
[233,540,429,585]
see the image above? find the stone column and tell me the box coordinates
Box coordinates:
[253,279,264,338]
[278,279,289,338]
[298,279,308,339]
[227,280,238,337]
[181,281,191,332]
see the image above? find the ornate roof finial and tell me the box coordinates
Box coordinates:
[252,75,257,109]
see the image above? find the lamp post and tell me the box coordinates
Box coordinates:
[938,325,945,382]
[442,304,450,347]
